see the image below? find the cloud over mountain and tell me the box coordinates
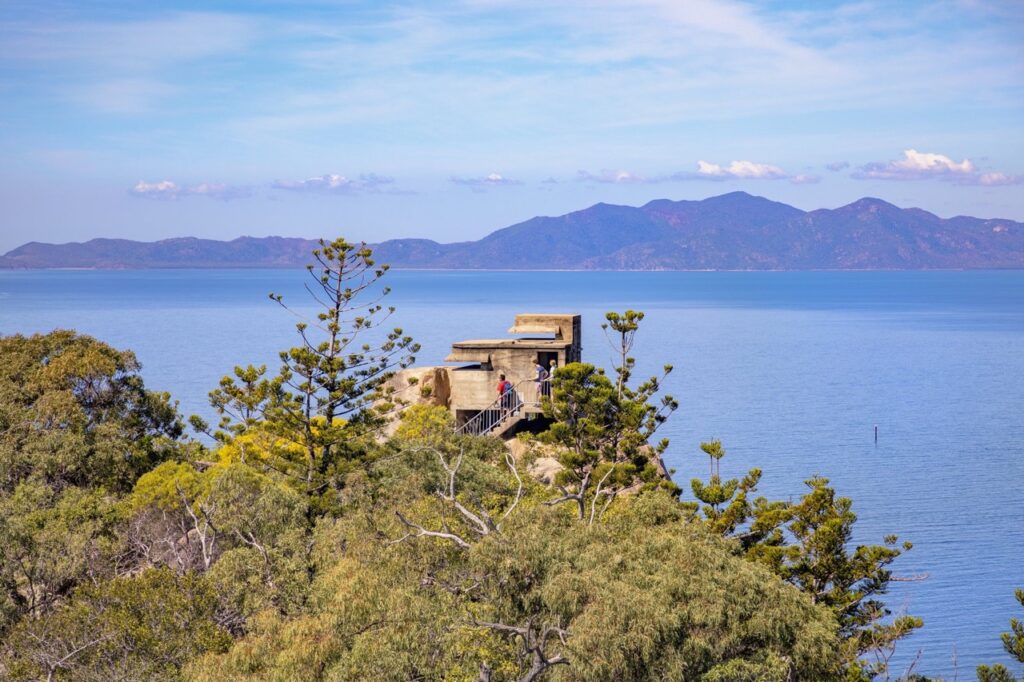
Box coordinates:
[578,160,799,185]
[449,173,523,189]
[130,180,250,200]
[669,159,789,181]
[853,149,1022,186]
[272,173,394,194]
[576,169,652,184]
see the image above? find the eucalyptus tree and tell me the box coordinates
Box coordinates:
[0,330,183,495]
[0,331,184,639]
[2,569,230,682]
[186,434,843,682]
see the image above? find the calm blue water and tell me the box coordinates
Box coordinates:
[1,269,1022,679]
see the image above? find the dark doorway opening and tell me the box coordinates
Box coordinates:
[538,351,559,371]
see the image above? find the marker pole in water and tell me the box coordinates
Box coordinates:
[874,424,878,444]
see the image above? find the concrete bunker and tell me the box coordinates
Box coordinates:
[392,313,582,437]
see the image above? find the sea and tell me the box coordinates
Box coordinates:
[1,268,1022,679]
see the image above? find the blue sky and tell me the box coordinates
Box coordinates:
[1,0,1022,251]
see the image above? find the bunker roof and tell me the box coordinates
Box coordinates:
[444,313,579,363]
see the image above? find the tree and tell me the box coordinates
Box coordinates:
[541,363,619,521]
[689,440,785,550]
[600,310,677,462]
[688,443,920,680]
[195,238,419,515]
[128,460,310,624]
[601,309,644,400]
[186,446,843,682]
[0,331,184,639]
[541,311,678,523]
[977,588,1024,682]
[1,569,230,681]
[779,477,921,680]
[0,482,124,633]
[0,330,183,494]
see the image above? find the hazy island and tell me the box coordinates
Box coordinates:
[2,192,1022,271]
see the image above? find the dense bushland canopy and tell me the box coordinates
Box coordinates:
[0,330,185,644]
[0,242,937,681]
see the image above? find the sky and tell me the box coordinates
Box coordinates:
[1,0,1022,252]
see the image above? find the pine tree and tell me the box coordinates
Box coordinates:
[194,238,418,514]
[542,310,678,522]
[977,588,1024,682]
[689,440,784,549]
[688,442,920,680]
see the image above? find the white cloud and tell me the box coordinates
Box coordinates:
[131,180,180,199]
[272,173,394,194]
[577,159,803,184]
[826,161,850,172]
[976,172,1022,186]
[854,149,974,180]
[576,169,652,184]
[676,159,788,181]
[449,173,523,189]
[853,149,1021,185]
[130,180,250,200]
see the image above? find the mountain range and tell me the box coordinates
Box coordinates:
[2,192,1021,270]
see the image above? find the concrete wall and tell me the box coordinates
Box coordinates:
[449,366,499,410]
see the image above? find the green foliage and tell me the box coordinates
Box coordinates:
[777,476,920,680]
[978,666,1020,682]
[129,459,310,619]
[2,568,231,681]
[193,239,418,515]
[0,482,125,634]
[600,310,677,462]
[689,440,782,546]
[0,330,183,494]
[977,588,1024,682]
[0,265,932,681]
[542,362,618,514]
[1004,589,1024,664]
[602,309,645,399]
[688,443,920,680]
[188,448,842,681]
[394,403,454,443]
[0,330,184,641]
[541,310,679,522]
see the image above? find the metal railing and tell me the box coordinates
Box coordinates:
[455,379,527,437]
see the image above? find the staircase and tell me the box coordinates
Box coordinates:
[455,380,528,437]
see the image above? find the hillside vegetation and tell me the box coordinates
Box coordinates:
[2,239,1018,681]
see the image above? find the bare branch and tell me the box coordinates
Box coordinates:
[588,467,615,526]
[500,450,524,527]
[393,511,470,549]
[474,619,570,682]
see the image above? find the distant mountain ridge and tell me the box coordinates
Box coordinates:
[2,192,1021,270]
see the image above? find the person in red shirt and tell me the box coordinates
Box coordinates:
[498,373,518,410]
